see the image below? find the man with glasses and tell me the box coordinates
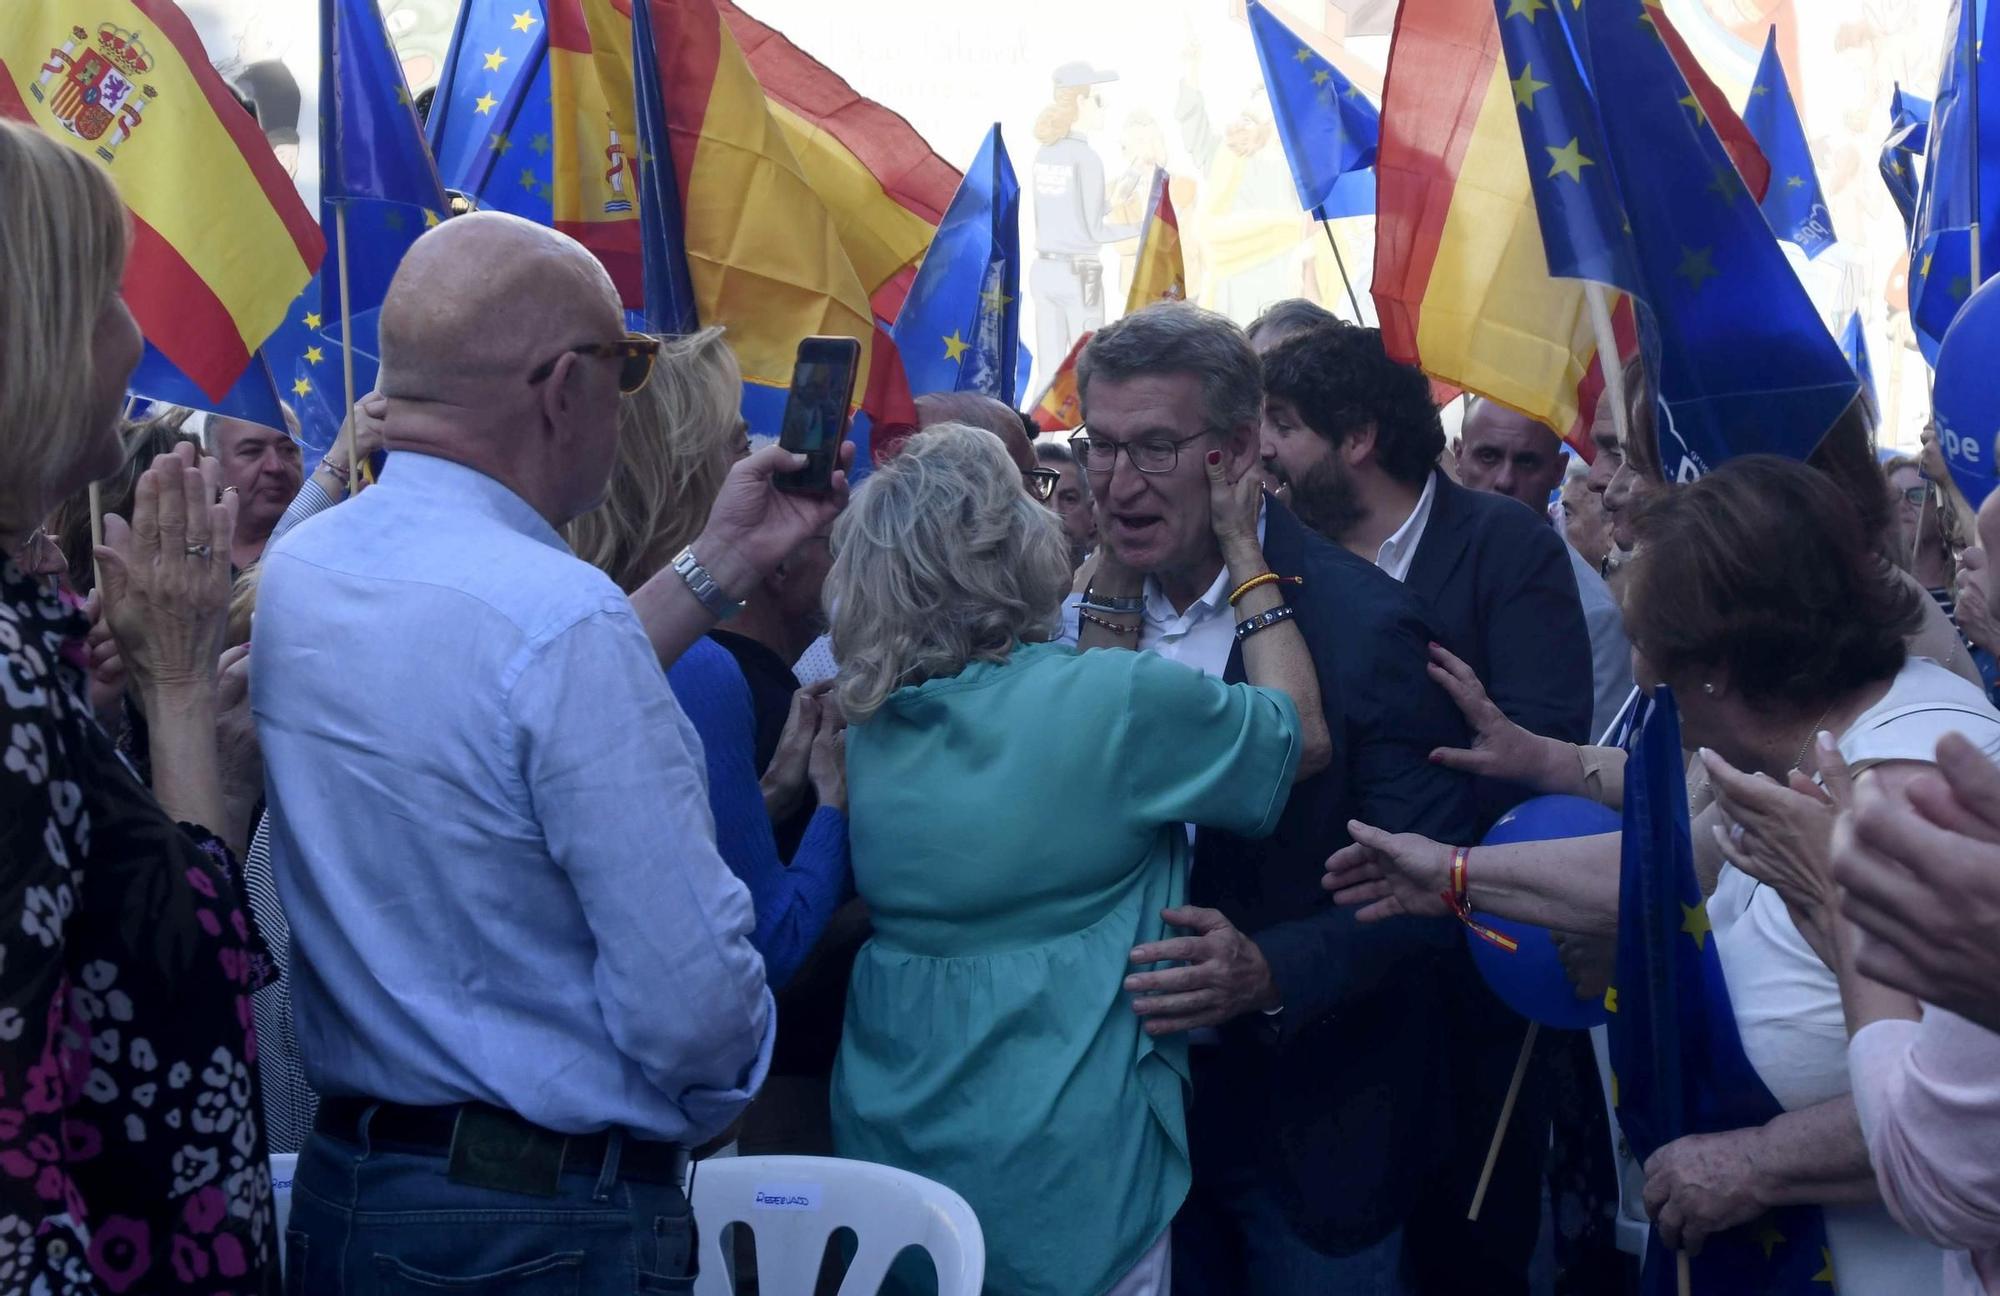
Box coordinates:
[1061,301,1473,1294]
[914,391,1060,503]
[256,212,847,1292]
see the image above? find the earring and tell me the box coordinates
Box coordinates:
[1702,683,1716,695]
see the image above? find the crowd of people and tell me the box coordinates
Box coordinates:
[4,109,2000,1296]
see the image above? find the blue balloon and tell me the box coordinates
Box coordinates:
[1465,795,1622,1030]
[1934,274,2000,512]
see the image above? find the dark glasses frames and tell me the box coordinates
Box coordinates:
[1025,468,1061,503]
[526,334,662,396]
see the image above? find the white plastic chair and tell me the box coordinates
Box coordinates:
[270,1152,299,1263]
[689,1154,984,1296]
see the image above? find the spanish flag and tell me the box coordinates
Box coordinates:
[634,0,916,450]
[1372,0,1760,451]
[548,0,644,306]
[1029,332,1090,434]
[0,0,323,402]
[718,0,958,323]
[1124,168,1187,314]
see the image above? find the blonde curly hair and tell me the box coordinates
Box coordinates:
[827,423,1072,724]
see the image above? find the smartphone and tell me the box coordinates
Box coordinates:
[774,336,862,493]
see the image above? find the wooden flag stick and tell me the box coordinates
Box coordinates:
[87,480,105,595]
[1319,219,1366,323]
[1467,1020,1539,1221]
[1677,1248,1692,1296]
[334,201,360,498]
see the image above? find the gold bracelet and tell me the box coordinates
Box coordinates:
[1078,607,1140,636]
[1228,572,1302,606]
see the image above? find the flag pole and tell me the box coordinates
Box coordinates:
[1319,218,1366,322]
[1967,0,1982,290]
[334,200,360,498]
[1585,284,1632,449]
[1676,1250,1691,1296]
[1466,1021,1538,1221]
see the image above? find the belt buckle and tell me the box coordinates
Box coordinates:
[444,1106,567,1197]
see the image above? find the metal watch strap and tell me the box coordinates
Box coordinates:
[671,546,743,620]
[1082,585,1144,615]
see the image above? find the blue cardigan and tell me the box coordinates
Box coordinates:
[667,637,851,988]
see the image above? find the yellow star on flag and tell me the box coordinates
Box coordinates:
[474,92,499,115]
[1921,251,1934,277]
[303,311,323,329]
[1294,46,1313,63]
[1952,275,1973,301]
[395,84,411,107]
[519,168,538,191]
[942,331,970,363]
[530,133,551,156]
[491,132,512,156]
[304,346,324,365]
[1754,1218,1786,1260]
[1707,166,1739,203]
[1680,896,1714,947]
[1893,159,1908,178]
[1813,1248,1835,1284]
[1750,83,1770,97]
[1603,985,1618,1013]
[1678,93,1707,126]
[1312,69,1331,87]
[1506,0,1548,20]
[424,209,441,228]
[292,378,312,398]
[1545,137,1594,183]
[511,9,538,32]
[483,48,508,72]
[1787,175,1806,189]
[980,285,1014,311]
[1511,63,1548,110]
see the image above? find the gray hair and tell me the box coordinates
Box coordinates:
[1246,297,1339,348]
[914,391,1025,446]
[1078,302,1262,435]
[826,423,1072,724]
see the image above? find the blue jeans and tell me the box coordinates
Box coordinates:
[1173,1163,1408,1296]
[287,1116,697,1294]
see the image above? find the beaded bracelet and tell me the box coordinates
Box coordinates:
[1078,607,1140,636]
[1232,604,1296,641]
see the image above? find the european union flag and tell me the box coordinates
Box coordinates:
[1882,85,1931,236]
[1496,0,1859,480]
[1743,29,1834,258]
[1909,0,2000,363]
[429,1,554,224]
[631,0,700,336]
[891,126,1024,404]
[1842,313,1877,411]
[1610,689,1835,1294]
[322,0,448,208]
[1247,0,1378,220]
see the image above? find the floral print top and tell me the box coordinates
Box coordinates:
[0,559,278,1294]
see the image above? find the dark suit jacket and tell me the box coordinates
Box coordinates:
[1404,470,1595,826]
[1189,501,1477,1254]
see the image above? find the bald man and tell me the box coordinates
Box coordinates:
[1456,398,1632,743]
[256,213,844,1290]
[915,390,1057,501]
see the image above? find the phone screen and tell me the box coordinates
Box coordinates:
[776,337,860,492]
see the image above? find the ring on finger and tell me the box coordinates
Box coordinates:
[184,543,213,559]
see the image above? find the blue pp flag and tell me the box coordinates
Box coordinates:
[1610,689,1835,1294]
[1743,29,1834,257]
[1494,0,1859,481]
[630,0,702,336]
[892,126,1025,405]
[1909,0,2000,364]
[1883,84,1932,235]
[1246,0,1378,220]
[428,0,555,224]
[127,345,288,430]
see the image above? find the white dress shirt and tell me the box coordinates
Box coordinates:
[1372,471,1439,583]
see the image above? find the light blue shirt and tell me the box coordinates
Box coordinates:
[254,452,773,1144]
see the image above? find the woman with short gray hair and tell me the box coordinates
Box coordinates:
[826,423,1306,1295]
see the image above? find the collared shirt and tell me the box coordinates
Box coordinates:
[255,453,773,1145]
[1565,541,1636,742]
[1059,509,1267,672]
[1372,470,1438,583]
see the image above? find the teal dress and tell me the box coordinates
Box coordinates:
[830,640,1301,1295]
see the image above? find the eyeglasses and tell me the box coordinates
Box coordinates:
[1069,427,1214,475]
[1899,485,1930,506]
[526,334,662,396]
[1024,468,1061,502]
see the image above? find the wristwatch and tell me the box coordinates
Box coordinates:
[671,545,744,620]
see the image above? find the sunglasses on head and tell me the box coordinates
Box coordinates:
[526,334,662,396]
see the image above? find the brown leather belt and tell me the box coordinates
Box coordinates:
[315,1097,689,1195]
